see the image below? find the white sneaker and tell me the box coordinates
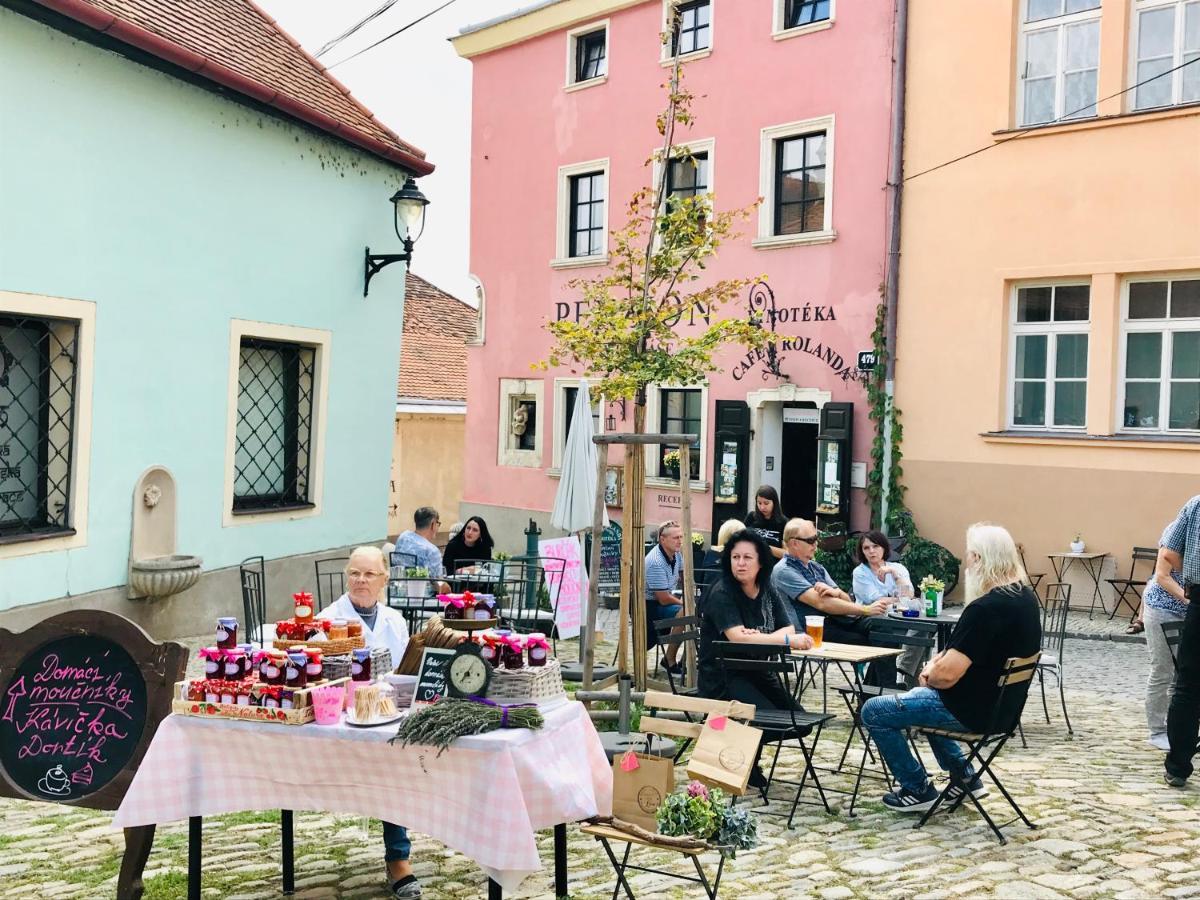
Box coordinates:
[1149,733,1171,751]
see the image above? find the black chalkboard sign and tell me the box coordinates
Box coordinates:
[0,634,148,803]
[598,521,623,593]
[411,647,455,708]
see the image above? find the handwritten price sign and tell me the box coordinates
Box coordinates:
[0,635,148,802]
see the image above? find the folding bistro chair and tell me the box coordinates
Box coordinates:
[712,642,835,825]
[582,690,757,900]
[1034,583,1073,735]
[648,616,701,760]
[514,554,566,649]
[1105,546,1157,623]
[239,555,267,646]
[913,651,1042,844]
[313,556,348,609]
[1164,620,1184,668]
[1017,544,1045,596]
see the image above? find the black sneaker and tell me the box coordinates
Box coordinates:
[1166,771,1188,788]
[944,778,989,802]
[392,875,422,899]
[882,782,940,813]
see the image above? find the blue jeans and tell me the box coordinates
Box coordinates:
[860,687,975,794]
[383,821,410,862]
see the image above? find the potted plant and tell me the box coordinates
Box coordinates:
[1070,533,1085,553]
[662,448,682,479]
[691,531,706,570]
[918,575,945,617]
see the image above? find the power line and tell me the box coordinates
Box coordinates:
[315,0,401,59]
[325,0,460,70]
[904,54,1200,183]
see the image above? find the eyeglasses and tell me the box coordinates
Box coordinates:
[790,535,819,545]
[347,570,386,580]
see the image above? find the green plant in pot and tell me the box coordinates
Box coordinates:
[662,448,682,479]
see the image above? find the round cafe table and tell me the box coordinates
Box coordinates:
[887,609,961,652]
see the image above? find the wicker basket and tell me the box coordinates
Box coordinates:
[486,658,565,704]
[323,646,393,680]
[273,636,365,655]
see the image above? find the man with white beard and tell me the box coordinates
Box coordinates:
[860,523,1042,813]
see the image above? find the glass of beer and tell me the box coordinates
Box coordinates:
[805,615,825,648]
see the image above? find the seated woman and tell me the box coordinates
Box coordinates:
[442,515,494,575]
[701,518,746,570]
[851,530,920,683]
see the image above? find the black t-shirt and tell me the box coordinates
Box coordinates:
[744,511,785,549]
[938,585,1042,733]
[698,578,789,698]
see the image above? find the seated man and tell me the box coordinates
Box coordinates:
[392,506,449,596]
[645,520,685,675]
[769,518,897,687]
[861,523,1042,812]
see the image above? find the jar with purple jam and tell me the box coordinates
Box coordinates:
[480,635,500,666]
[216,617,238,649]
[200,647,224,680]
[281,689,297,710]
[525,633,550,667]
[303,647,323,681]
[351,647,372,682]
[500,635,525,670]
[223,648,248,681]
[284,651,308,689]
[259,650,286,685]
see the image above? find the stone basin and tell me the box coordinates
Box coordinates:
[129,553,202,600]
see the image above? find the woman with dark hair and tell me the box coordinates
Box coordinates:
[851,530,912,607]
[442,515,494,574]
[744,485,787,559]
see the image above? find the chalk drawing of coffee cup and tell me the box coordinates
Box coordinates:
[38,765,71,796]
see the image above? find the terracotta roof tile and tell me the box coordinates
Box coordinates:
[398,273,476,403]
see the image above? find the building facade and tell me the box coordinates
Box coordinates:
[453,0,899,545]
[897,0,1200,603]
[0,0,432,635]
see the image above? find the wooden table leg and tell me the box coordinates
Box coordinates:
[554,823,568,898]
[116,824,156,900]
[188,816,202,900]
[281,809,295,894]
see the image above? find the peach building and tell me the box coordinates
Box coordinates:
[896,0,1200,608]
[452,0,901,544]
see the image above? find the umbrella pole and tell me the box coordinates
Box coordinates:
[582,439,608,695]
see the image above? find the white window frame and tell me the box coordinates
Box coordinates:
[650,136,716,232]
[662,0,714,63]
[552,158,610,269]
[550,378,606,471]
[0,291,94,560]
[754,116,836,249]
[565,19,609,91]
[772,0,835,40]
[498,378,545,467]
[1016,0,1103,126]
[644,384,710,489]
[1118,274,1200,435]
[1129,0,1200,110]
[1006,282,1091,431]
[222,319,330,527]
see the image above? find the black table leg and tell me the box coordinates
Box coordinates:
[188,816,202,900]
[488,878,503,899]
[554,823,568,897]
[281,809,295,894]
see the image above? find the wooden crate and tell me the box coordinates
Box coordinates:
[172,678,348,726]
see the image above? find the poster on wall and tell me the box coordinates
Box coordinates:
[715,440,739,504]
[539,534,588,640]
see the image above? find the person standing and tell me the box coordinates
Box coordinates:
[744,485,788,559]
[1160,496,1200,786]
[1144,568,1186,751]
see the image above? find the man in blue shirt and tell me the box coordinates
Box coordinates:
[1161,496,1200,786]
[645,520,685,675]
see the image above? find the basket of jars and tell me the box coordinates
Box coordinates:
[273,618,365,656]
[483,633,564,704]
[324,646,393,681]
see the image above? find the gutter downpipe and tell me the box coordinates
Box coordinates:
[880,0,908,530]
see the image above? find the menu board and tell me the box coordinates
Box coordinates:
[411,648,456,708]
[540,535,587,639]
[597,521,623,594]
[0,634,148,803]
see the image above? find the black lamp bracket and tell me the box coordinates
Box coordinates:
[364,238,414,297]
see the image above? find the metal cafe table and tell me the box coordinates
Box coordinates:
[1046,551,1110,617]
[887,609,962,652]
[111,700,611,899]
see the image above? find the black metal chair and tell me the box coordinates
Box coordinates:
[239,556,267,646]
[514,554,567,648]
[913,652,1042,845]
[649,615,701,760]
[712,642,835,826]
[387,576,444,633]
[494,563,552,632]
[1017,543,1045,595]
[1164,620,1185,669]
[314,556,348,610]
[1105,546,1157,623]
[1034,583,1073,736]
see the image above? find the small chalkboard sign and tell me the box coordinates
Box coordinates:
[598,521,623,594]
[411,647,456,708]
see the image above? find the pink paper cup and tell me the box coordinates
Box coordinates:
[311,684,345,725]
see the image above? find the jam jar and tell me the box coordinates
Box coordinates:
[259,650,285,685]
[526,633,550,667]
[216,617,239,650]
[187,681,206,702]
[200,647,224,679]
[499,634,525,670]
[204,684,221,704]
[260,687,282,708]
[235,684,253,706]
[284,651,308,689]
[328,618,349,640]
[293,591,314,623]
[303,647,324,681]
[480,634,500,666]
[219,682,237,705]
[350,647,372,681]
[473,594,497,621]
[280,689,296,710]
[441,594,465,620]
[346,620,364,639]
[223,648,248,681]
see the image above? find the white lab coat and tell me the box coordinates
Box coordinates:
[318,594,409,669]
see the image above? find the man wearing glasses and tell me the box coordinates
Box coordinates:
[392,506,446,580]
[770,518,897,687]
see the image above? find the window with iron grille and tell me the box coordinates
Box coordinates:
[785,0,831,29]
[569,171,606,257]
[0,314,78,540]
[774,132,827,235]
[671,1,711,55]
[575,28,607,82]
[234,338,315,512]
[659,388,702,479]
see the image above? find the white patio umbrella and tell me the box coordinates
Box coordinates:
[551,380,608,533]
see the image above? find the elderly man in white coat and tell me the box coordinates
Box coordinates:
[318,546,418,899]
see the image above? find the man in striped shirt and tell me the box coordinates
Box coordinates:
[1162,495,1200,786]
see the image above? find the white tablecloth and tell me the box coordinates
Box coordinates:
[112,701,611,892]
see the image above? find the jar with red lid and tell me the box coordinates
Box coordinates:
[259,650,285,685]
[525,633,550,667]
[293,591,315,623]
[260,686,282,708]
[204,683,221,704]
[216,617,239,650]
[187,681,206,702]
[223,648,248,681]
[200,647,224,680]
[235,684,253,706]
[480,634,500,666]
[284,652,308,689]
[219,682,237,705]
[351,647,372,681]
[303,647,323,681]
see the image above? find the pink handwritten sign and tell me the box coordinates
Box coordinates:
[539,535,588,640]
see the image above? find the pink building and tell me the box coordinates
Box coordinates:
[452,0,899,544]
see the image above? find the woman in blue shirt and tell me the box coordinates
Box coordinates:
[852,531,912,605]
[1145,569,1186,751]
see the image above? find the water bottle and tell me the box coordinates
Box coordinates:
[898,578,918,617]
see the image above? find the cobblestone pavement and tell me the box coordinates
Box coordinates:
[1,631,1187,900]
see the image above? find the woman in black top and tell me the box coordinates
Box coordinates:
[698,528,812,709]
[743,485,787,559]
[441,515,494,574]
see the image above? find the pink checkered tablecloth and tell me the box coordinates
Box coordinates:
[112,700,611,893]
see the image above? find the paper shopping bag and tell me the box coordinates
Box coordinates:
[612,750,675,831]
[686,714,762,796]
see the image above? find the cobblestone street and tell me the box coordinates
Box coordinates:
[3,628,1194,900]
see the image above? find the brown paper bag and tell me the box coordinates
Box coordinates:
[612,750,675,831]
[686,714,762,796]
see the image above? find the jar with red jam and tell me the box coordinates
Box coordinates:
[347,620,363,639]
[219,682,237,705]
[204,683,221,704]
[293,591,315,623]
[351,647,372,681]
[284,652,308,689]
[200,647,224,680]
[223,648,248,681]
[187,681,206,702]
[260,687,282,708]
[216,617,239,650]
[473,594,497,621]
[303,647,323,681]
[526,633,550,667]
[235,684,253,706]
[259,650,285,685]
[499,634,525,670]
[281,689,297,710]
[480,634,500,666]
[441,594,466,620]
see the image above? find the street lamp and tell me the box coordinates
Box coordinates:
[364,176,430,296]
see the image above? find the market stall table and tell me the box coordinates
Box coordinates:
[1047,551,1110,617]
[112,700,611,899]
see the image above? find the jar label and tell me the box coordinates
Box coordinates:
[216,627,229,641]
[205,661,220,674]
[530,648,547,660]
[265,665,279,678]
[351,662,362,675]
[221,693,235,705]
[282,699,293,709]
[295,604,312,618]
[474,609,492,620]
[225,663,239,676]
[205,692,219,703]
[306,664,321,676]
[236,695,250,706]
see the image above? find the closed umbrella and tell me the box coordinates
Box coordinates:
[551,381,608,533]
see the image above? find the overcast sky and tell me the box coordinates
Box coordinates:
[258,0,530,305]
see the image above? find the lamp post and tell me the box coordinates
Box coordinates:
[364,176,430,296]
